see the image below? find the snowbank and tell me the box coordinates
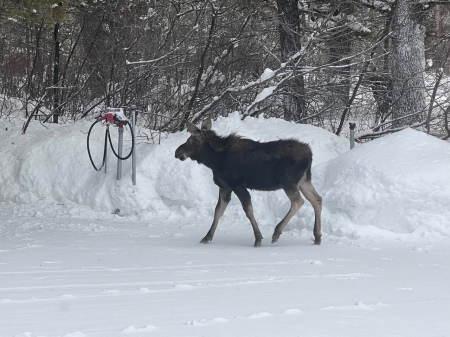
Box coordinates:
[1,113,449,243]
[318,128,450,241]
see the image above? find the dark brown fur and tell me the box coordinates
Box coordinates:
[175,118,322,247]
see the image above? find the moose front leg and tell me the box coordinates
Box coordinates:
[200,187,232,244]
[233,186,263,247]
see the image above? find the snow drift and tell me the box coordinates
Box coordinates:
[318,129,450,241]
[1,113,449,243]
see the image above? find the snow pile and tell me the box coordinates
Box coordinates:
[0,113,347,216]
[318,129,450,241]
[1,113,449,243]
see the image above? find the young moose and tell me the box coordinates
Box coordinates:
[175,118,322,247]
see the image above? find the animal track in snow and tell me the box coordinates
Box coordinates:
[122,325,157,333]
[302,259,323,266]
[282,308,302,315]
[172,282,194,290]
[59,294,76,299]
[62,332,86,337]
[247,312,272,319]
[185,317,228,326]
[321,301,386,311]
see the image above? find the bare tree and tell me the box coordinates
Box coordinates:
[390,0,427,128]
[276,0,307,121]
[1,0,449,141]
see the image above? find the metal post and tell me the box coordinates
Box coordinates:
[117,125,124,180]
[130,105,137,186]
[104,148,107,174]
[104,127,108,174]
[349,122,356,149]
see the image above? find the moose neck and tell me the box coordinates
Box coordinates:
[194,143,221,171]
[193,132,227,171]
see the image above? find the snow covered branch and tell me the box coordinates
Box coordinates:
[191,32,319,123]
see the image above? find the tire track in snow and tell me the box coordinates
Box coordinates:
[0,272,370,292]
[0,272,371,304]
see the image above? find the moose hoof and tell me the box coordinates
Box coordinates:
[314,236,322,245]
[200,236,212,244]
[271,234,280,244]
[254,239,262,247]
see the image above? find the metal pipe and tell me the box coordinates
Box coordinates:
[117,125,124,180]
[104,127,108,174]
[131,105,137,186]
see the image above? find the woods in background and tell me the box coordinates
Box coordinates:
[0,0,449,140]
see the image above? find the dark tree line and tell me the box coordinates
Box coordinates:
[0,0,449,140]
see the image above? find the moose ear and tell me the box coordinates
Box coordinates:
[201,118,212,131]
[186,120,201,136]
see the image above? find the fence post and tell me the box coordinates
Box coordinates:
[349,122,356,149]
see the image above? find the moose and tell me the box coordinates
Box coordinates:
[175,118,322,247]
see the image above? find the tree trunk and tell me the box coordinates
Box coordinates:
[390,0,426,128]
[326,28,352,133]
[276,0,306,121]
[52,22,60,124]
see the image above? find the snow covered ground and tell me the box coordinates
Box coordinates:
[1,113,450,337]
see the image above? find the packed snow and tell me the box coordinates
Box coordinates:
[1,113,449,337]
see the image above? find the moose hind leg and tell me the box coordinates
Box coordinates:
[299,176,322,245]
[272,187,304,243]
[233,186,263,247]
[201,187,232,244]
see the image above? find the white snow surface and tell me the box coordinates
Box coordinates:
[1,113,450,337]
